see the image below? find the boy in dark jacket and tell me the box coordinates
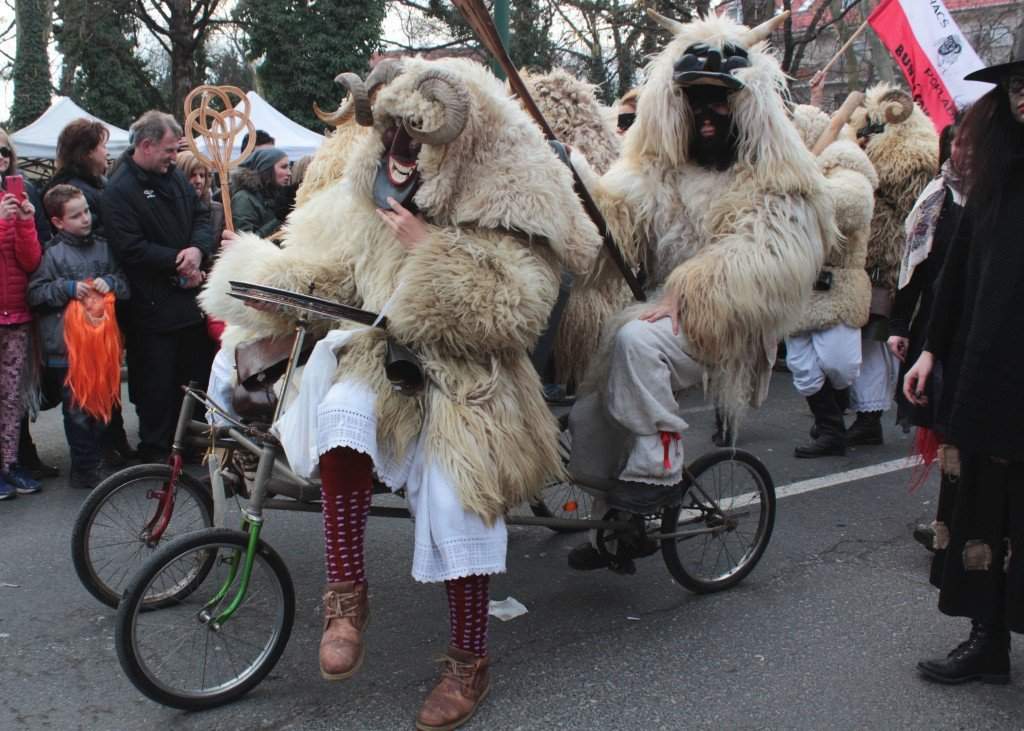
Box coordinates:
[28,185,129,489]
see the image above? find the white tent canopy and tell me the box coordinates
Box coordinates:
[10,97,131,160]
[195,91,325,162]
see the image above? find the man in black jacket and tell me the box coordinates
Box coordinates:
[102,110,215,460]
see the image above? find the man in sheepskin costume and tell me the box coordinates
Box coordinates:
[845,85,938,446]
[200,57,601,729]
[566,10,833,568]
[786,105,878,458]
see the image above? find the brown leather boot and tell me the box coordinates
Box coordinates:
[319,581,369,680]
[415,646,491,731]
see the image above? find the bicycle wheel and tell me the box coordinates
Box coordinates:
[660,449,775,593]
[529,423,593,532]
[71,464,214,609]
[115,528,295,711]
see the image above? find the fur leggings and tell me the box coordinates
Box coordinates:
[319,447,490,657]
[0,324,29,470]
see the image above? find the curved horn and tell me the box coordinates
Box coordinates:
[336,72,374,126]
[312,72,372,127]
[880,89,913,124]
[402,69,470,147]
[647,8,686,35]
[312,100,354,127]
[742,10,790,46]
[365,59,404,96]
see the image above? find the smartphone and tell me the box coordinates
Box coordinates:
[4,175,26,203]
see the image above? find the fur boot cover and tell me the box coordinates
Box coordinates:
[585,14,834,417]
[789,104,877,334]
[201,57,603,523]
[849,84,938,293]
[521,67,632,387]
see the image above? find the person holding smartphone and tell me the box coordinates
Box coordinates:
[0,128,43,499]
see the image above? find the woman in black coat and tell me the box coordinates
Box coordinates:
[905,60,1024,685]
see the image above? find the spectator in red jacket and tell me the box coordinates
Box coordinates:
[0,128,43,500]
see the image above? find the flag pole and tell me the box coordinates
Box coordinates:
[810,18,871,89]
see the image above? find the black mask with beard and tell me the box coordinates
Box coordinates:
[685,86,738,171]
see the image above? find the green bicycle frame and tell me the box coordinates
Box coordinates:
[202,514,263,629]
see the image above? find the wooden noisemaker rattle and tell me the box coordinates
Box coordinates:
[184,85,256,232]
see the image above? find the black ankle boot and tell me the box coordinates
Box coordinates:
[846,411,883,446]
[795,384,846,458]
[918,621,1011,684]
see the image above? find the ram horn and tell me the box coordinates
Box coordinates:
[880,89,914,125]
[402,69,470,146]
[646,8,686,35]
[313,72,372,127]
[742,10,790,46]
[365,59,404,96]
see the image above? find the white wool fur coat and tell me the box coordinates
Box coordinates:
[584,15,835,415]
[201,58,603,523]
[849,84,938,293]
[789,104,878,334]
[521,67,632,387]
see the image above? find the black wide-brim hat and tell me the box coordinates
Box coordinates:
[966,24,1024,84]
[964,59,1024,84]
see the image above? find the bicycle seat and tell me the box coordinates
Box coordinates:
[568,471,683,513]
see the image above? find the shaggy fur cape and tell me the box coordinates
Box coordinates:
[586,15,834,415]
[789,105,877,334]
[201,58,603,523]
[521,67,632,387]
[849,84,938,293]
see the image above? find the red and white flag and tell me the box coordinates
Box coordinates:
[868,0,989,130]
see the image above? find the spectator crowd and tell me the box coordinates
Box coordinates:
[0,109,302,498]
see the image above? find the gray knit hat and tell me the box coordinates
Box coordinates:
[241,147,287,173]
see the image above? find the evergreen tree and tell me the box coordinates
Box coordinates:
[54,0,163,128]
[235,0,387,130]
[10,0,54,130]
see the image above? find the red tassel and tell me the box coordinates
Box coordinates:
[660,431,680,470]
[908,427,940,493]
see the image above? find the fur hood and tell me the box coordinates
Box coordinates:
[521,67,622,175]
[626,14,826,199]
[342,57,602,276]
[230,166,266,197]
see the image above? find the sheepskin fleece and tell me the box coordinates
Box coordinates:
[519,67,631,387]
[201,57,603,523]
[585,14,834,417]
[294,121,370,209]
[789,105,877,334]
[849,83,938,292]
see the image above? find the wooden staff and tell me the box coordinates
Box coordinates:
[184,85,256,232]
[811,90,865,156]
[810,18,871,90]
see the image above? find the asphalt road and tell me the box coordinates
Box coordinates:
[1,373,1021,730]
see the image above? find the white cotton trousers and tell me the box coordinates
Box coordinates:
[785,324,862,397]
[849,334,899,412]
[272,331,508,583]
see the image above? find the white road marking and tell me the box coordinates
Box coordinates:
[774,456,922,500]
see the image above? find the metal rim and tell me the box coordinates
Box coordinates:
[83,475,211,605]
[128,541,288,700]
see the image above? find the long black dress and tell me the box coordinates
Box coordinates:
[925,162,1024,633]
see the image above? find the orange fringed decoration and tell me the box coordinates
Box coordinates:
[63,285,122,423]
[908,426,941,493]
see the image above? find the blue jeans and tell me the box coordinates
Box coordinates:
[49,369,104,474]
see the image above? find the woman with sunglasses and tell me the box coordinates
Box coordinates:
[904,38,1024,685]
[0,129,44,500]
